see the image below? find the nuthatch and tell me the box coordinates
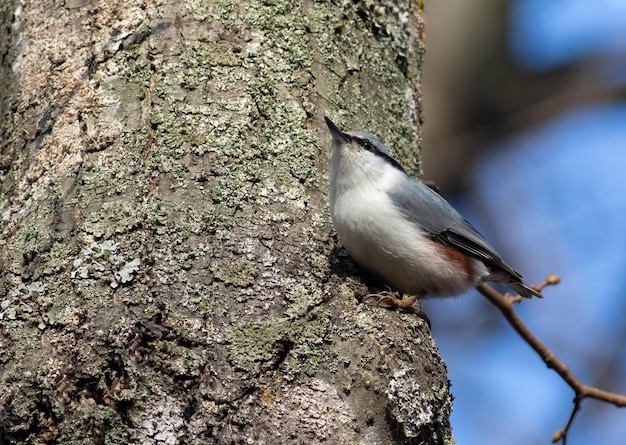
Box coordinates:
[325,116,542,303]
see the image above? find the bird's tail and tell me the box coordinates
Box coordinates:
[506,282,543,299]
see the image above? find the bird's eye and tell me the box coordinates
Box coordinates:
[362,141,373,151]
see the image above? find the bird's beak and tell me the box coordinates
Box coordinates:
[325,116,350,143]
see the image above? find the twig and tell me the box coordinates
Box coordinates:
[477,278,626,444]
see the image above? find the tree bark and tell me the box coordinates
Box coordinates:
[0,1,452,444]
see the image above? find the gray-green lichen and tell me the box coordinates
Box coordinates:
[209,258,257,287]
[72,240,141,288]
[226,308,331,377]
[0,281,52,329]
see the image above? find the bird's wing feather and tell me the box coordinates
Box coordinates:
[388,177,522,280]
[435,227,522,280]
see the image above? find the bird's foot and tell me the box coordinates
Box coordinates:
[364,291,431,329]
[365,291,417,310]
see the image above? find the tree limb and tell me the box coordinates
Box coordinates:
[477,278,626,444]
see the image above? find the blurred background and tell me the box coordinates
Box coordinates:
[421,1,626,444]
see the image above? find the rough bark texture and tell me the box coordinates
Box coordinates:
[0,1,452,444]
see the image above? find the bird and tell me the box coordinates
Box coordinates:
[325,116,542,309]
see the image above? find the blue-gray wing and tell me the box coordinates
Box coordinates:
[388,177,523,280]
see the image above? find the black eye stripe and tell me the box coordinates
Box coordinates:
[355,138,374,152]
[353,137,407,175]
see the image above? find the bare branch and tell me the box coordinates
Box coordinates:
[477,278,626,444]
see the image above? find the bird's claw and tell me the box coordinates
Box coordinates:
[364,292,431,330]
[365,291,417,310]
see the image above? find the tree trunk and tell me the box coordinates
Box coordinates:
[0,1,452,444]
